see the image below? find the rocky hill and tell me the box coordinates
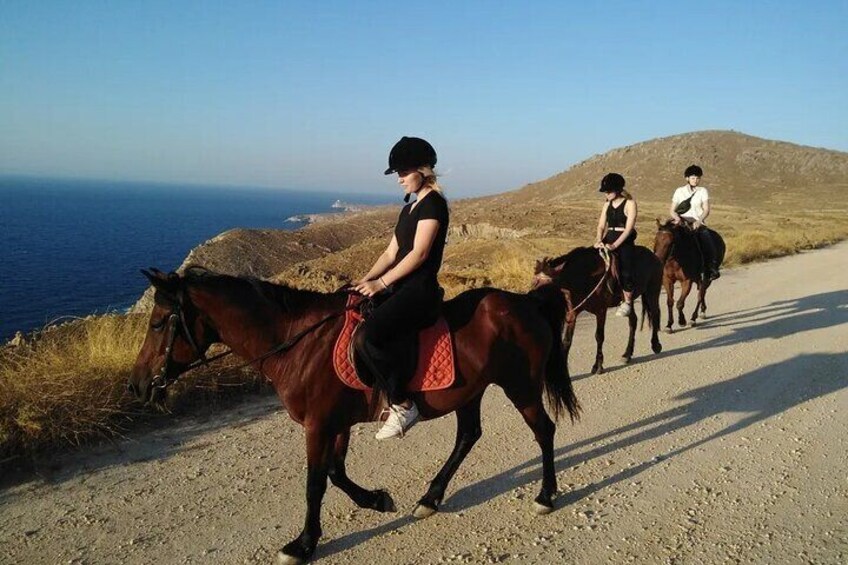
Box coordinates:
[494,130,848,207]
[133,130,848,311]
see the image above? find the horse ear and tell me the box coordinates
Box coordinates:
[141,268,179,296]
[656,218,662,228]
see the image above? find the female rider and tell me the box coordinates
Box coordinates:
[670,164,720,280]
[354,136,449,440]
[594,173,638,317]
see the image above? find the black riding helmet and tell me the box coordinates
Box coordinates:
[384,136,437,175]
[599,172,626,193]
[684,164,703,177]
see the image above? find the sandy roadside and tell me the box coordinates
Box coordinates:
[1,243,846,564]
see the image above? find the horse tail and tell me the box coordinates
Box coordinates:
[529,286,581,423]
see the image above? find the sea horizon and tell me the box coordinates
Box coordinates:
[0,175,393,340]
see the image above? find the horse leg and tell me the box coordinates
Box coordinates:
[622,301,637,362]
[413,395,484,519]
[328,430,396,512]
[677,280,693,327]
[664,278,675,334]
[516,400,558,514]
[591,311,606,374]
[690,281,706,324]
[650,291,663,353]
[278,426,333,565]
[694,281,710,320]
[562,314,576,379]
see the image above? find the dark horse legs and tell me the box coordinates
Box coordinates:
[280,428,399,563]
[517,400,557,511]
[329,431,396,512]
[621,305,638,362]
[280,426,332,564]
[591,312,606,374]
[414,396,484,518]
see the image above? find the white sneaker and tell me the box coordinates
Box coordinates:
[615,302,632,317]
[375,403,420,440]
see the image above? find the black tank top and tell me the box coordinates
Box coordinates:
[606,200,628,228]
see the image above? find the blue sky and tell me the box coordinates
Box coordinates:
[1,1,846,197]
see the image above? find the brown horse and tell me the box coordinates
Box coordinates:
[128,268,580,564]
[653,220,726,332]
[531,246,662,377]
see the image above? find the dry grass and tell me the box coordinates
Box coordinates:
[0,315,147,460]
[0,315,268,463]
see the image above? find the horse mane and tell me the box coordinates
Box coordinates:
[181,265,336,313]
[541,246,598,274]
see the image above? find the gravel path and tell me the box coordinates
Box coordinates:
[2,243,846,564]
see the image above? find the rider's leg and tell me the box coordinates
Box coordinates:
[356,284,438,438]
[615,238,636,317]
[697,227,720,280]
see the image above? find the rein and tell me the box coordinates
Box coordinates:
[535,247,612,317]
[150,295,362,392]
[567,247,611,315]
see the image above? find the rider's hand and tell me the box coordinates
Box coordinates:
[605,243,616,251]
[354,279,385,298]
[593,240,604,249]
[671,216,681,225]
[692,220,702,230]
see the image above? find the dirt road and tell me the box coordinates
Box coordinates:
[2,243,846,564]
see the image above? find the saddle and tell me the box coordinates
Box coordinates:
[332,294,456,391]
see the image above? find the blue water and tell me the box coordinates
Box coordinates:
[0,176,391,341]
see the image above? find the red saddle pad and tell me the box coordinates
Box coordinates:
[333,294,455,391]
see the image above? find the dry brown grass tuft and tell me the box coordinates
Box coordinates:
[0,315,147,460]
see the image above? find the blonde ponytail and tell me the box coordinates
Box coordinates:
[417,166,445,197]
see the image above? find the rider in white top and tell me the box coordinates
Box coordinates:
[671,184,710,224]
[669,165,721,280]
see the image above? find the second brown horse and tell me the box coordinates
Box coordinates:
[533,246,663,377]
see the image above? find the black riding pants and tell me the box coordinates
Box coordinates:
[354,279,441,405]
[695,226,719,268]
[604,230,637,292]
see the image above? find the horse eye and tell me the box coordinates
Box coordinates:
[150,318,167,331]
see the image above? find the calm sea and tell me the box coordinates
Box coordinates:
[0,176,391,341]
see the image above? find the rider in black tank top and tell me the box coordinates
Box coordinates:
[594,173,638,317]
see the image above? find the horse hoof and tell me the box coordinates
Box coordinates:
[621,355,632,363]
[533,501,554,515]
[664,327,673,334]
[375,490,396,513]
[413,503,438,519]
[276,551,305,565]
[652,343,662,354]
[690,320,697,327]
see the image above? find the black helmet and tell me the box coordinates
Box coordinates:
[684,165,703,177]
[599,172,626,193]
[384,136,437,175]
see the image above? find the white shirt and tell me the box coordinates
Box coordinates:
[672,185,710,223]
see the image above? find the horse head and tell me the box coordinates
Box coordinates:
[128,268,219,405]
[531,256,565,290]
[653,218,678,262]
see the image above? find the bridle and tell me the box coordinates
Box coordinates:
[148,300,229,392]
[145,292,361,395]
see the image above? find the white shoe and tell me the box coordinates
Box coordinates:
[375,403,420,440]
[615,302,632,317]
